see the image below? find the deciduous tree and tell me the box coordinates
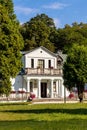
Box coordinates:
[63,44,87,102]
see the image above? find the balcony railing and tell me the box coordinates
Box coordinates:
[25,68,62,76]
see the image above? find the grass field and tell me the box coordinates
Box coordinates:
[0,102,87,130]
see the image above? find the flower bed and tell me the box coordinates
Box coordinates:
[68,92,75,99]
[27,93,36,101]
[11,91,16,94]
[18,90,26,94]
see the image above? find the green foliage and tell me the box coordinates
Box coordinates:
[30,13,55,28]
[21,14,87,53]
[0,0,16,20]
[0,78,11,96]
[56,22,87,53]
[20,14,56,52]
[0,1,24,95]
[63,44,87,100]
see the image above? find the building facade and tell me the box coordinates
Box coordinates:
[11,46,69,99]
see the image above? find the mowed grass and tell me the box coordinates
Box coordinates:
[0,102,87,130]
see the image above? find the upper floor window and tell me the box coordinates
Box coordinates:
[38,60,44,69]
[31,59,34,68]
[57,59,63,69]
[57,60,61,65]
[48,60,51,68]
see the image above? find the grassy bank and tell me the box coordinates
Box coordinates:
[0,102,87,130]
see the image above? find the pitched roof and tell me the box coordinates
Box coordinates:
[22,46,57,57]
[57,50,67,63]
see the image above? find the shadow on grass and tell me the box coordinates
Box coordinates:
[2,108,87,115]
[0,119,87,130]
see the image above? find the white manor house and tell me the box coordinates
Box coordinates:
[11,46,69,99]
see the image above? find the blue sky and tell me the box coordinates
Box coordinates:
[13,0,87,28]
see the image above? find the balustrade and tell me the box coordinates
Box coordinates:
[25,68,62,75]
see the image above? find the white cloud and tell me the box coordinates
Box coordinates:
[20,22,23,25]
[53,18,61,28]
[43,2,69,10]
[14,6,38,15]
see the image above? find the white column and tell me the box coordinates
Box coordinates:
[58,80,59,96]
[51,80,53,98]
[59,79,62,97]
[59,80,61,97]
[38,79,41,98]
[27,80,30,92]
[32,80,34,92]
[60,79,62,97]
[56,80,58,96]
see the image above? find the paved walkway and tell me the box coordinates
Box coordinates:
[33,100,79,104]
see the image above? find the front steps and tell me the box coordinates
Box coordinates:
[32,97,79,104]
[33,98,63,103]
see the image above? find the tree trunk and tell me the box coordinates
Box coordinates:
[77,82,84,103]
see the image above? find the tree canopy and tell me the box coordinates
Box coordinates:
[29,13,55,28]
[20,14,87,53]
[0,1,24,96]
[56,22,87,53]
[20,14,56,52]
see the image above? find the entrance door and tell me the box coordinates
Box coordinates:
[41,83,47,98]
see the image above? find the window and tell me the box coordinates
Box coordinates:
[48,60,51,68]
[31,59,34,68]
[57,60,62,69]
[38,60,44,68]
[57,60,61,65]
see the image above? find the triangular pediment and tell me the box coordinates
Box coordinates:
[24,46,57,58]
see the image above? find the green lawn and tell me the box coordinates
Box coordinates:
[0,102,87,130]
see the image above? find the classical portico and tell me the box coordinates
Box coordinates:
[24,75,63,99]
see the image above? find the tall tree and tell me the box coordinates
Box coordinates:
[63,44,87,102]
[20,14,56,52]
[0,1,24,96]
